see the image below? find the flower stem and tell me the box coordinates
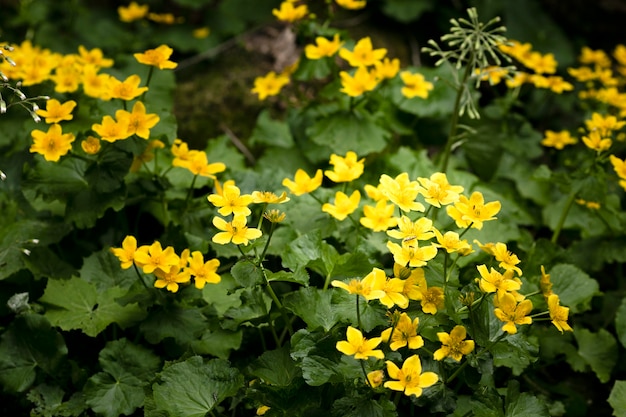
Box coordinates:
[356,294,362,330]
[445,332,506,384]
[551,191,577,244]
[260,265,293,338]
[360,360,372,388]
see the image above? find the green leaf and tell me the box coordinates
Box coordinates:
[80,249,137,291]
[380,0,434,23]
[548,264,599,314]
[23,157,88,201]
[284,287,341,332]
[65,188,126,229]
[40,277,146,337]
[333,290,388,332]
[391,66,457,119]
[332,395,397,417]
[301,355,340,386]
[574,327,618,383]
[615,297,626,349]
[98,339,161,380]
[249,345,300,386]
[0,314,67,393]
[140,304,207,345]
[222,288,272,329]
[84,146,132,193]
[190,328,243,359]
[608,380,626,417]
[306,109,390,155]
[293,57,333,80]
[505,393,549,417]
[491,333,539,375]
[201,274,242,316]
[249,110,294,148]
[230,260,264,287]
[267,267,310,285]
[152,356,243,417]
[84,372,145,417]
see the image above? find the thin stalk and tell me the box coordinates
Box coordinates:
[260,265,294,338]
[258,221,275,265]
[551,191,577,244]
[356,294,362,330]
[443,252,449,294]
[360,360,373,388]
[183,174,198,211]
[445,332,506,384]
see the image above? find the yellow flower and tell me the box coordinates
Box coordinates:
[115,101,160,139]
[272,1,308,22]
[539,266,554,298]
[579,46,611,68]
[372,57,400,80]
[491,242,523,276]
[134,45,178,70]
[378,172,425,213]
[251,191,290,204]
[339,37,387,67]
[548,294,572,333]
[322,190,361,221]
[193,27,210,39]
[251,71,290,100]
[81,136,101,155]
[367,370,384,388]
[263,209,286,223]
[30,124,75,162]
[493,292,533,334]
[339,66,378,97]
[331,267,386,301]
[36,99,77,123]
[446,191,501,230]
[177,150,226,178]
[541,130,577,149]
[523,52,557,74]
[133,241,180,274]
[387,216,434,241]
[147,12,183,24]
[118,1,149,22]
[208,183,254,217]
[282,169,323,196]
[433,229,472,254]
[395,264,426,300]
[420,286,444,314]
[81,65,113,100]
[585,113,625,137]
[360,200,398,232]
[381,312,423,350]
[336,326,384,360]
[324,151,365,183]
[567,66,597,82]
[305,34,343,60]
[336,0,367,10]
[582,130,612,152]
[400,71,433,99]
[384,355,438,397]
[386,241,438,268]
[543,76,574,94]
[110,236,139,269]
[256,405,271,416]
[417,172,464,207]
[77,45,114,68]
[92,115,131,143]
[109,74,148,101]
[154,265,190,293]
[51,65,81,93]
[610,155,626,180]
[475,66,509,85]
[212,215,262,246]
[379,277,409,309]
[187,251,220,289]
[476,264,521,295]
[433,325,475,361]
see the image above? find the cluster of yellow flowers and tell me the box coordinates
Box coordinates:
[111,236,221,293]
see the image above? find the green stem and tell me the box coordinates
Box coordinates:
[141,66,154,101]
[260,265,293,338]
[458,222,474,239]
[446,332,506,384]
[183,174,198,211]
[360,360,373,388]
[356,294,362,330]
[443,252,449,294]
[551,191,577,244]
[440,62,473,173]
[258,221,275,264]
[133,263,151,291]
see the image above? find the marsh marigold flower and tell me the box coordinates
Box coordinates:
[109,74,148,100]
[367,370,384,388]
[386,241,438,268]
[446,191,500,229]
[251,191,290,204]
[272,1,308,22]
[78,45,114,68]
[282,169,323,195]
[420,286,444,314]
[178,150,226,178]
[336,326,384,360]
[252,71,290,100]
[417,172,464,207]
[336,0,367,10]
[110,235,139,269]
[384,355,438,397]
[541,130,577,149]
[381,312,423,350]
[582,130,612,152]
[36,99,76,123]
[208,183,254,216]
[81,136,101,155]
[493,292,533,334]
[379,172,425,213]
[133,241,180,274]
[400,71,433,99]
[118,2,149,22]
[548,294,572,333]
[387,216,434,241]
[433,229,472,254]
[331,267,386,301]
[373,57,400,80]
[433,325,475,361]
[476,264,521,295]
[30,124,75,162]
[585,113,625,137]
[339,37,386,67]
[154,265,190,293]
[212,215,262,246]
[92,115,131,143]
[187,251,220,289]
[305,34,342,60]
[134,45,177,70]
[360,200,397,232]
[610,155,626,179]
[339,66,378,97]
[324,151,365,183]
[379,277,409,309]
[115,101,160,139]
[491,242,522,276]
[322,190,361,221]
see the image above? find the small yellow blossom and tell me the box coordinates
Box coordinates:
[548,294,572,333]
[187,251,220,289]
[400,71,433,99]
[256,405,271,416]
[263,209,286,223]
[272,1,308,22]
[387,216,434,241]
[579,46,611,68]
[336,326,384,360]
[30,124,75,162]
[539,265,554,298]
[251,191,290,204]
[82,66,113,99]
[378,172,425,212]
[395,264,426,300]
[331,267,386,301]
[523,52,557,74]
[433,229,472,254]
[282,169,323,196]
[339,37,387,67]
[493,292,533,334]
[476,264,521,295]
[433,325,475,361]
[582,130,612,152]
[446,191,501,229]
[134,45,178,70]
[363,183,388,202]
[585,113,625,137]
[541,130,577,149]
[81,136,102,155]
[386,241,438,268]
[336,0,367,9]
[212,215,262,246]
[322,190,361,221]
[147,13,183,24]
[208,183,254,217]
[115,101,160,139]
[118,2,149,22]
[384,355,438,397]
[379,277,409,309]
[372,57,400,80]
[417,172,464,207]
[175,150,226,178]
[110,236,139,269]
[154,265,190,293]
[77,45,114,68]
[360,200,398,232]
[339,66,378,97]
[193,27,210,39]
[609,154,626,179]
[324,151,365,183]
[305,34,343,60]
[133,241,180,274]
[92,115,131,143]
[252,71,290,100]
[109,74,148,101]
[367,370,384,388]
[381,312,423,350]
[420,286,444,314]
[36,99,77,123]
[491,242,522,276]
[475,66,509,85]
